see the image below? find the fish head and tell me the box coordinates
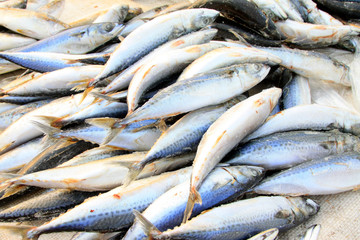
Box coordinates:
[242,64,271,80]
[287,197,320,222]
[191,9,219,29]
[98,22,124,36]
[224,165,265,186]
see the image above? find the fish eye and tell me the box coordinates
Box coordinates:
[103,23,115,32]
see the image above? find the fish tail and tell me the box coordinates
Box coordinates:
[123,162,144,187]
[182,185,202,223]
[133,209,163,240]
[30,118,61,138]
[27,227,41,240]
[78,85,95,104]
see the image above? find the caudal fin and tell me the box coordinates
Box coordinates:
[133,209,162,239]
[122,162,144,187]
[182,185,202,223]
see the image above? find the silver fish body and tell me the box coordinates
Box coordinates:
[253,151,360,196]
[143,196,318,240]
[225,130,360,170]
[27,167,193,238]
[185,87,281,222]
[117,64,270,126]
[91,8,219,84]
[123,165,264,240]
[282,75,311,109]
[102,28,218,93]
[177,46,281,81]
[244,104,360,141]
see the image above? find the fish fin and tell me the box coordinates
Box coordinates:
[157,119,168,132]
[79,85,95,104]
[30,119,61,138]
[102,128,122,145]
[0,142,14,154]
[0,173,21,180]
[90,92,121,103]
[122,162,144,187]
[71,83,88,91]
[67,78,90,86]
[118,35,125,41]
[85,118,118,129]
[133,209,162,239]
[182,186,202,223]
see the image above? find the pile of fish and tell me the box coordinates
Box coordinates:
[0,0,359,239]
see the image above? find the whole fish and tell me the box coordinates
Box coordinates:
[282,75,311,109]
[123,165,264,240]
[124,96,246,185]
[135,196,319,240]
[3,65,104,96]
[0,32,36,51]
[27,167,193,238]
[276,20,360,48]
[0,8,68,39]
[89,8,219,85]
[0,52,107,73]
[103,64,270,137]
[102,28,218,93]
[243,104,360,141]
[258,47,350,86]
[225,130,360,170]
[184,87,281,222]
[253,152,360,195]
[127,42,225,113]
[6,152,194,191]
[177,46,281,81]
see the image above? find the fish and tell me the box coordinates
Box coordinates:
[127,42,225,114]
[3,65,105,96]
[250,0,287,20]
[102,28,218,93]
[275,20,360,48]
[89,8,219,85]
[184,87,281,222]
[258,47,350,86]
[123,165,264,240]
[124,96,246,186]
[38,120,162,151]
[315,0,360,19]
[5,152,194,191]
[0,52,106,73]
[177,46,281,81]
[105,64,271,135]
[27,167,193,238]
[243,104,360,142]
[225,130,360,170]
[136,196,319,240]
[253,151,360,196]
